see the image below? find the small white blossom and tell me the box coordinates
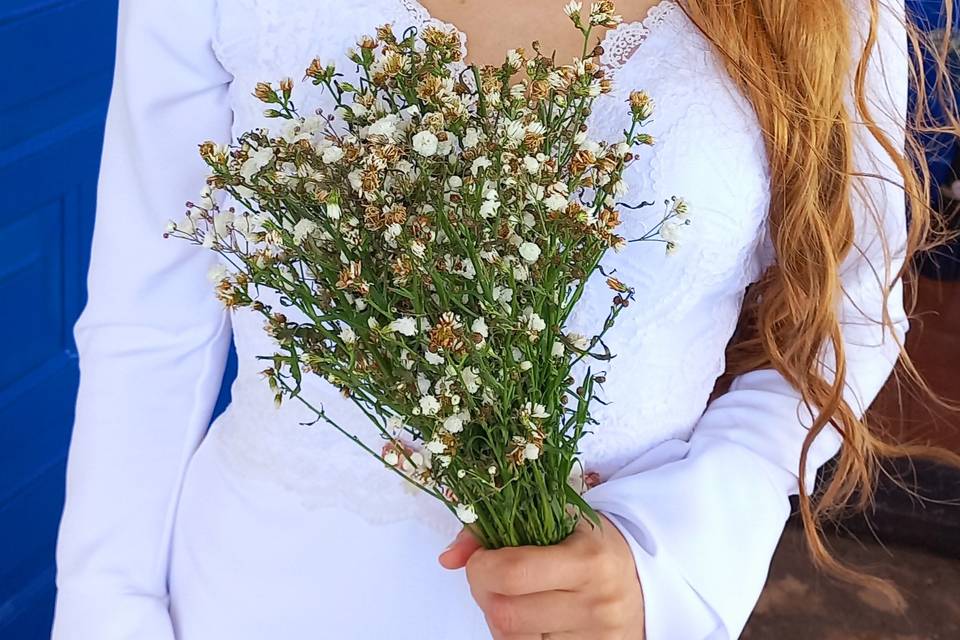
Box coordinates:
[563,1,582,18]
[519,242,541,263]
[367,113,400,140]
[544,192,568,212]
[426,439,447,454]
[551,341,565,358]
[240,147,274,180]
[292,218,317,244]
[322,145,344,163]
[462,127,480,149]
[443,414,465,434]
[523,442,541,461]
[523,307,546,333]
[419,395,441,416]
[412,130,439,156]
[339,325,357,346]
[461,367,481,393]
[479,199,500,218]
[425,350,444,366]
[471,317,489,338]
[471,156,492,176]
[522,155,540,174]
[383,451,400,466]
[387,317,418,336]
[207,263,228,284]
[519,360,533,371]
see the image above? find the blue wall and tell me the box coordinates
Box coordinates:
[0,2,235,637]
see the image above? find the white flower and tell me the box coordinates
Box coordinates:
[563,1,582,18]
[419,395,441,416]
[207,263,228,284]
[388,317,418,336]
[412,375,429,396]
[412,130,439,156]
[411,241,426,259]
[240,147,274,180]
[551,340,565,358]
[525,402,550,419]
[518,242,541,263]
[522,155,540,174]
[568,333,591,351]
[367,113,400,140]
[506,49,523,70]
[292,218,317,244]
[456,503,478,524]
[461,367,481,393]
[523,307,546,333]
[443,414,465,434]
[325,201,342,220]
[479,199,500,218]
[177,215,196,235]
[462,127,480,149]
[503,120,525,146]
[425,350,444,365]
[519,360,533,371]
[523,443,541,461]
[513,263,529,282]
[338,325,357,345]
[387,415,406,434]
[471,156,492,176]
[213,209,235,238]
[322,146,344,164]
[426,438,447,454]
[544,193,568,212]
[471,317,489,338]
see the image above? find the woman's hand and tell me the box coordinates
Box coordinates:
[438,515,645,640]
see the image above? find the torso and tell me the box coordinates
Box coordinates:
[205,0,772,533]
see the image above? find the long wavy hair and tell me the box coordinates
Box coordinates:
[681,0,960,603]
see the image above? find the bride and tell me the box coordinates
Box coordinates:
[51,0,949,638]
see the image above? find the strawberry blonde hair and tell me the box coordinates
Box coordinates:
[681,0,960,603]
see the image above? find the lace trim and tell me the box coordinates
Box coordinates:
[398,0,682,76]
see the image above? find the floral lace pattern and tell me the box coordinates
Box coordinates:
[205,0,772,533]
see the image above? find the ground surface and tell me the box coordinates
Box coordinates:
[742,526,960,639]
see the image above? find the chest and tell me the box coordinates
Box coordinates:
[411,0,665,67]
[213,0,772,323]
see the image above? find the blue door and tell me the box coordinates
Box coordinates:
[0,1,118,637]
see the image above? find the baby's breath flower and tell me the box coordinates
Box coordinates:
[292,218,317,244]
[419,395,441,416]
[387,316,418,336]
[462,127,480,149]
[563,1,583,18]
[518,241,541,263]
[412,130,439,156]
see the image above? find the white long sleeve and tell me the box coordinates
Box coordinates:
[51,1,233,638]
[584,2,911,638]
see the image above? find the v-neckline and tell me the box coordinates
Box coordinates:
[397,0,682,82]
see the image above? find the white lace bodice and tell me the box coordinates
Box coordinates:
[207,0,771,534]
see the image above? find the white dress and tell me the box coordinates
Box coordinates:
[51,1,910,638]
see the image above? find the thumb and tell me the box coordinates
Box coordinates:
[437,527,483,570]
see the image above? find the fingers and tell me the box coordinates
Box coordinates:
[476,590,588,636]
[465,534,596,596]
[438,527,484,569]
